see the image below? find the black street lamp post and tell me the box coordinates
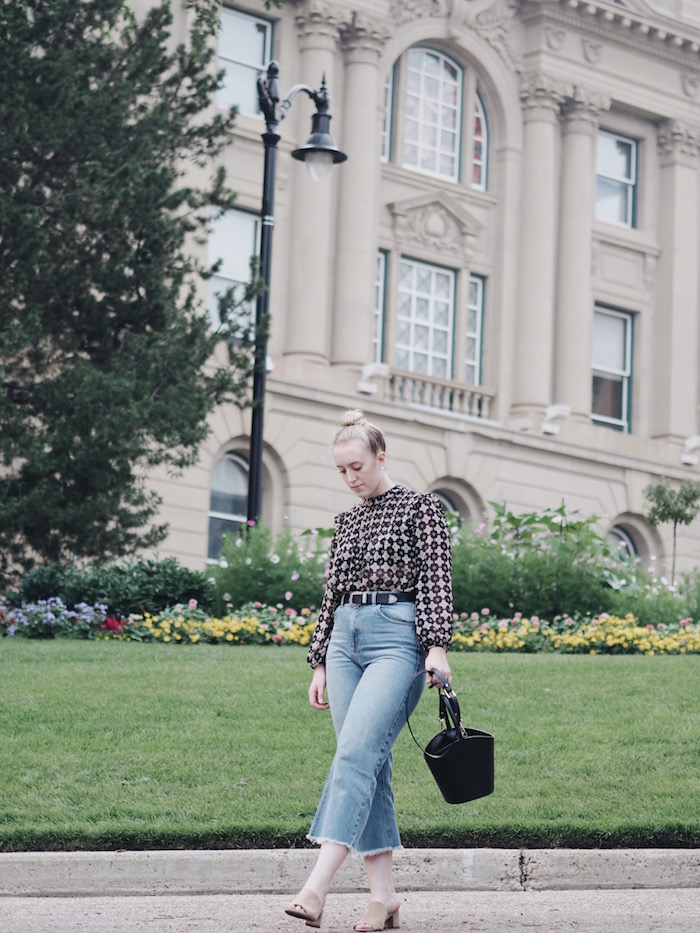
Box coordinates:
[246,61,346,526]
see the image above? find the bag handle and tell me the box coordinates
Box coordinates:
[405,669,465,754]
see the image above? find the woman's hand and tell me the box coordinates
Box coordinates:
[425,646,451,689]
[309,664,330,710]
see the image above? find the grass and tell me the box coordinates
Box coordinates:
[0,640,698,851]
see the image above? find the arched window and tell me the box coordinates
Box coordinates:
[208,453,248,560]
[608,525,637,559]
[382,48,489,190]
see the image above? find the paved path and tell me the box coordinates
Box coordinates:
[2,889,700,932]
[1,849,698,933]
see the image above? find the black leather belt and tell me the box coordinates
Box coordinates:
[339,591,415,606]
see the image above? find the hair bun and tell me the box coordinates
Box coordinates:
[340,409,366,427]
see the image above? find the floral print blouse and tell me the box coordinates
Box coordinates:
[307,484,453,667]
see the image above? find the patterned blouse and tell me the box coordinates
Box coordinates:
[307,484,453,667]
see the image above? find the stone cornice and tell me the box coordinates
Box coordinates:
[518,0,700,70]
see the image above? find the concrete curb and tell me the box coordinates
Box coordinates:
[0,849,698,897]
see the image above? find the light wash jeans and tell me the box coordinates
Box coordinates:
[307,602,425,856]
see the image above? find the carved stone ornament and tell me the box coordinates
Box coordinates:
[545,26,566,51]
[389,191,482,264]
[473,0,523,75]
[581,38,602,64]
[339,11,389,56]
[657,119,700,164]
[388,0,445,26]
[682,72,700,98]
[520,73,572,113]
[293,0,342,43]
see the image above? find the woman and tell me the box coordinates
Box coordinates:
[285,410,453,931]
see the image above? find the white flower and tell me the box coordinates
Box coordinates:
[270,554,280,564]
[219,559,228,569]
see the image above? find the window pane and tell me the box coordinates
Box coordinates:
[597,133,633,181]
[402,48,462,182]
[596,177,630,226]
[206,210,259,328]
[592,373,623,421]
[208,454,248,560]
[217,9,270,116]
[374,251,386,362]
[592,312,627,372]
[396,257,455,378]
[595,131,635,227]
[466,274,484,386]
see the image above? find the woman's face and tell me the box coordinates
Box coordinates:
[333,438,387,500]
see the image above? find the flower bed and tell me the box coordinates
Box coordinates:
[2,599,699,654]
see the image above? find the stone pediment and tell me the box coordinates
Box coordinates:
[388,192,483,263]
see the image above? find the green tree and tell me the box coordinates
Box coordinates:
[0,0,258,585]
[644,478,700,584]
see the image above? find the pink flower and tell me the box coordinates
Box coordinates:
[271,634,282,644]
[647,624,654,631]
[291,572,300,581]
[188,598,197,610]
[481,607,490,616]
[285,591,293,601]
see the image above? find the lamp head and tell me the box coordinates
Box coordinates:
[292,80,347,179]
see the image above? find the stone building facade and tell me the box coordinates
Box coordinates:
[147,0,700,575]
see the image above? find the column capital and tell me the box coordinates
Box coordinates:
[561,86,610,134]
[339,12,389,63]
[293,0,342,50]
[657,119,700,167]
[520,73,572,121]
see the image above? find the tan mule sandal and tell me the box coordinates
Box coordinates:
[353,900,400,931]
[285,888,324,928]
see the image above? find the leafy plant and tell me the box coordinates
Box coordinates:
[9,557,212,618]
[0,0,258,586]
[211,524,331,614]
[644,478,700,584]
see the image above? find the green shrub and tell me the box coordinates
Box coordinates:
[211,524,331,614]
[452,503,618,618]
[8,557,212,618]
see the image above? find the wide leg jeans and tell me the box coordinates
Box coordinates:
[307,602,425,856]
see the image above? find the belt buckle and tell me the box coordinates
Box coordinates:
[387,593,398,604]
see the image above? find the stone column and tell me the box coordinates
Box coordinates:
[331,14,387,366]
[283,2,341,360]
[553,88,609,422]
[511,74,569,423]
[654,120,700,441]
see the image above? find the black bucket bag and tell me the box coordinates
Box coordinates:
[406,670,494,805]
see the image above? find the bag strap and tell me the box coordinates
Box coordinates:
[405,669,464,753]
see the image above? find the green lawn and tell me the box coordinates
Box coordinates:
[1,640,698,850]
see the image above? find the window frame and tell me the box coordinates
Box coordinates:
[471,92,488,191]
[207,451,249,561]
[206,208,261,332]
[466,274,484,386]
[591,304,633,433]
[395,256,456,380]
[217,6,273,118]
[374,250,387,363]
[595,129,637,229]
[399,47,464,183]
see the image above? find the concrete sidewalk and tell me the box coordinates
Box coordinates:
[1,849,698,933]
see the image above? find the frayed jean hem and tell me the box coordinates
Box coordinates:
[306,833,403,858]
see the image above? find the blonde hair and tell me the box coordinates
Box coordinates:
[333,409,386,456]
